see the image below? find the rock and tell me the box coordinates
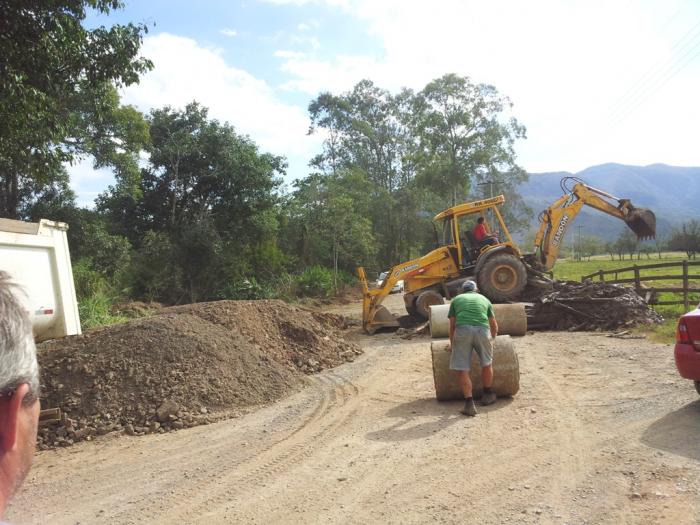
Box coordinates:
[156,400,179,422]
[124,424,136,436]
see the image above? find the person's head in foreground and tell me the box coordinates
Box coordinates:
[0,272,40,517]
[462,280,477,293]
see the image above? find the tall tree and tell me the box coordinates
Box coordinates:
[308,80,425,266]
[99,102,287,302]
[669,220,700,259]
[283,170,376,279]
[0,0,152,218]
[411,74,527,207]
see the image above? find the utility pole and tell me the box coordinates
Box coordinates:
[477,178,505,228]
[578,225,583,261]
[477,179,505,199]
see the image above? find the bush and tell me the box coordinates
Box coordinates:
[217,277,269,300]
[73,259,127,329]
[128,231,183,303]
[296,266,334,297]
[335,269,358,288]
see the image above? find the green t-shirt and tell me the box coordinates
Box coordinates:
[447,292,494,328]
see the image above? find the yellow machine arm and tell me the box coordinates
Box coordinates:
[358,246,455,334]
[533,178,656,271]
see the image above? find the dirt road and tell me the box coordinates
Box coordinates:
[9,295,700,524]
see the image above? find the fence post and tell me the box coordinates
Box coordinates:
[598,270,604,282]
[633,265,640,292]
[683,259,689,311]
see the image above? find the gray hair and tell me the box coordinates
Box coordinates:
[0,272,40,403]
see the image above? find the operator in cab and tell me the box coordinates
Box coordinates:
[473,216,498,247]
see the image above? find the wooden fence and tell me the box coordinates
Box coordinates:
[581,260,700,310]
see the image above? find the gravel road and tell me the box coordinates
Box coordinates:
[8,295,700,524]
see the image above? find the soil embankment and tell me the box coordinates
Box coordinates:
[37,300,361,447]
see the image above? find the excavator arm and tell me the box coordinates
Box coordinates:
[533,177,656,271]
[358,247,454,334]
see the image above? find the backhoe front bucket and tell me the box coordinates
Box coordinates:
[366,305,400,334]
[625,207,656,240]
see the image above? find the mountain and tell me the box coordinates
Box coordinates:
[520,163,700,242]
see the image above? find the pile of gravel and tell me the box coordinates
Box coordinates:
[38,300,360,448]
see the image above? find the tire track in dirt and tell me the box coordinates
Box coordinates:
[151,372,360,523]
[106,373,341,524]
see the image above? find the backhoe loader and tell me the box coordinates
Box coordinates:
[358,177,656,334]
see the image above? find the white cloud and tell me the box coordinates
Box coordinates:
[274,49,307,59]
[268,0,700,172]
[219,28,238,37]
[297,19,320,31]
[121,33,318,160]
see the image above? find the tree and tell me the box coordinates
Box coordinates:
[283,170,376,282]
[99,102,287,302]
[579,235,605,261]
[668,220,700,259]
[614,230,638,260]
[308,81,419,266]
[0,0,152,218]
[410,74,527,207]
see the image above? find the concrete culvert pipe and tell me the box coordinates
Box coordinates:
[428,303,527,338]
[430,335,520,401]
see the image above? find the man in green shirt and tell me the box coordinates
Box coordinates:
[448,280,499,416]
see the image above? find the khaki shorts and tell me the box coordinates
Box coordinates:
[450,325,493,371]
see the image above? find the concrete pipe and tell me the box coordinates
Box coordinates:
[428,303,527,338]
[430,335,520,401]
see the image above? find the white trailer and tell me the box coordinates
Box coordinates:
[0,218,81,341]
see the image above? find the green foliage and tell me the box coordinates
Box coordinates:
[72,258,127,329]
[412,74,528,208]
[95,103,287,304]
[668,220,700,259]
[296,266,334,297]
[305,75,530,271]
[128,231,183,303]
[0,0,152,218]
[218,277,269,300]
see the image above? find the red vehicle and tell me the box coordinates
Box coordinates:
[674,305,700,395]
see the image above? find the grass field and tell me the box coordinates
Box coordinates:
[552,253,699,342]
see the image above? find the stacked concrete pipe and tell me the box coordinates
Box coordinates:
[430,336,520,400]
[428,303,527,338]
[428,302,524,401]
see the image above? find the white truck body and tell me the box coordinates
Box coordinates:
[0,218,81,341]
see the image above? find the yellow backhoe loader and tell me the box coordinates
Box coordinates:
[358,177,656,334]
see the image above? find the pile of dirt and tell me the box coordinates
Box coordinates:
[526,280,664,331]
[37,300,361,449]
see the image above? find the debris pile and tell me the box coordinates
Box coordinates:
[37,300,360,449]
[526,280,664,331]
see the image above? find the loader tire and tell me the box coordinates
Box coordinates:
[405,299,419,317]
[415,290,444,319]
[477,253,527,302]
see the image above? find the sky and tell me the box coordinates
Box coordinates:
[70,0,700,206]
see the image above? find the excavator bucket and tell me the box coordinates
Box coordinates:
[625,207,656,240]
[366,305,400,334]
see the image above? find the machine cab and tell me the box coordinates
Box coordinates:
[434,195,520,270]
